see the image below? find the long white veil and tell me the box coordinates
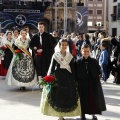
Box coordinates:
[54,39,69,53]
[1,30,13,46]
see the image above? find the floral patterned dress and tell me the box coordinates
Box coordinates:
[6,38,37,87]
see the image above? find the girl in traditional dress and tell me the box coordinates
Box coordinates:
[0,31,14,76]
[6,29,37,90]
[40,39,81,120]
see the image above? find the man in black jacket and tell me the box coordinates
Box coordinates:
[30,22,54,88]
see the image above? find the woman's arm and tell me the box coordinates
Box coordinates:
[47,55,57,75]
[70,58,76,80]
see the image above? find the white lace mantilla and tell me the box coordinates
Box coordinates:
[53,52,73,73]
[15,38,30,49]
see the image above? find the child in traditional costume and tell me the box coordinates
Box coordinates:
[75,44,106,120]
[40,39,81,120]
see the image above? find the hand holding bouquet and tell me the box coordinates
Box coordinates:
[0,46,6,56]
[39,75,58,93]
[13,49,23,65]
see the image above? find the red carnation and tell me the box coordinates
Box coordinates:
[1,46,7,50]
[44,75,54,82]
[15,49,22,54]
[36,52,42,56]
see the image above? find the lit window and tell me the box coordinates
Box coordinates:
[88,22,93,26]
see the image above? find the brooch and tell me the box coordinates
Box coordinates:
[61,58,63,61]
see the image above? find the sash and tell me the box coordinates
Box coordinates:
[5,44,14,53]
[19,47,32,58]
[53,52,73,73]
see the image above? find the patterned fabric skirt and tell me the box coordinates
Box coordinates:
[6,54,37,87]
[40,87,81,117]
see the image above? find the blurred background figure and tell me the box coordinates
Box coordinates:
[24,26,33,40]
[67,35,76,57]
[76,35,83,58]
[52,31,60,46]
[1,30,14,76]
[12,28,20,42]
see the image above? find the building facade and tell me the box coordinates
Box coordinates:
[84,0,107,33]
[44,0,84,34]
[108,0,120,37]
[0,0,85,34]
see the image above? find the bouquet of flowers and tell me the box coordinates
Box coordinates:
[13,49,23,65]
[39,75,58,93]
[0,46,6,57]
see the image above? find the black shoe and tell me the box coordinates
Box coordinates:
[92,115,98,120]
[113,78,117,83]
[81,117,86,120]
[81,114,86,120]
[20,87,26,91]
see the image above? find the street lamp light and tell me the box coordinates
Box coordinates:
[95,23,104,33]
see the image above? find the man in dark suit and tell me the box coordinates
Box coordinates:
[30,22,54,87]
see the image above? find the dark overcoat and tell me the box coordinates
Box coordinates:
[29,32,54,77]
[75,57,106,114]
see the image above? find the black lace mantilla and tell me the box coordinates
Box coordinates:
[12,54,35,83]
[47,86,79,113]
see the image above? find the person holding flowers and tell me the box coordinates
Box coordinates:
[30,22,54,89]
[40,39,81,120]
[6,29,37,90]
[0,30,14,76]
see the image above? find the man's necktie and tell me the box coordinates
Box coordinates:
[40,34,42,45]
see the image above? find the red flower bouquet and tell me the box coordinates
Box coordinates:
[14,49,23,65]
[1,46,7,50]
[15,49,22,54]
[39,75,58,93]
[44,75,54,82]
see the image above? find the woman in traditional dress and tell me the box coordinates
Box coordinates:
[40,39,81,120]
[6,29,37,90]
[12,28,19,42]
[0,31,14,76]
